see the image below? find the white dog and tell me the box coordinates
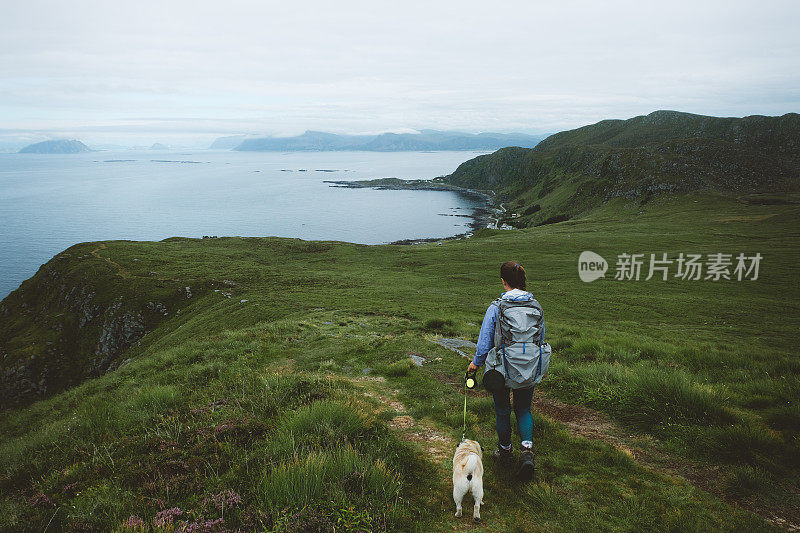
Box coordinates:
[452,439,484,522]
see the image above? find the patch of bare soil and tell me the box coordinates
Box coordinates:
[389,415,415,429]
[533,391,637,458]
[346,377,455,464]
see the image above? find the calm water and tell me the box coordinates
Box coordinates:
[0,150,487,299]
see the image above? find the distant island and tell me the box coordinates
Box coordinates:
[213,130,547,152]
[209,135,249,149]
[149,143,170,150]
[18,139,91,154]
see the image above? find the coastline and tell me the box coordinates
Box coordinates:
[324,178,507,244]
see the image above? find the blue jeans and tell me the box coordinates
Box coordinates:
[491,386,534,448]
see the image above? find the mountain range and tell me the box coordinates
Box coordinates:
[220,130,547,152]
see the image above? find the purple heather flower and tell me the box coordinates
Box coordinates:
[28,493,53,508]
[179,518,225,532]
[122,515,146,529]
[206,489,242,510]
[154,507,183,527]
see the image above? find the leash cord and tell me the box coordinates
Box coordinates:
[462,381,468,441]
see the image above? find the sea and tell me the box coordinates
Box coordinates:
[0,150,489,299]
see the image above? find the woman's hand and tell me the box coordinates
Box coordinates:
[468,362,479,373]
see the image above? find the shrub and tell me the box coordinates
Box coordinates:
[245,374,331,418]
[549,337,573,351]
[616,367,735,431]
[535,214,570,226]
[545,361,624,407]
[724,466,772,497]
[258,447,400,518]
[131,384,180,415]
[699,423,785,467]
[569,339,607,361]
[763,403,800,433]
[383,359,415,377]
[523,204,542,216]
[421,318,459,336]
[273,402,370,454]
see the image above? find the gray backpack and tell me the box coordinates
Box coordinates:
[484,297,551,389]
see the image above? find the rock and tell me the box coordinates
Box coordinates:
[430,338,477,359]
[409,354,426,366]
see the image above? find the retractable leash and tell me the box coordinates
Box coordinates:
[462,369,477,441]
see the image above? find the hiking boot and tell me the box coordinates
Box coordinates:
[517,448,535,482]
[492,444,514,467]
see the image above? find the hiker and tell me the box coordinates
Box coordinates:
[467,261,550,481]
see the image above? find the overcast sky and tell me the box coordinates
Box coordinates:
[1,0,798,146]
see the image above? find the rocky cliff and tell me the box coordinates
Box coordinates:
[0,242,204,408]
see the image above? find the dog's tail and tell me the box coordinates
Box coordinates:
[465,454,478,482]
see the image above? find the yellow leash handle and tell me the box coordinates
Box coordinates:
[462,370,476,441]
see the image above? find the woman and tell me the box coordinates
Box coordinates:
[467,260,541,481]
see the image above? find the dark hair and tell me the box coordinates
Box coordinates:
[500,261,526,290]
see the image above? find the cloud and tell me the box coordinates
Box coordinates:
[1,0,798,145]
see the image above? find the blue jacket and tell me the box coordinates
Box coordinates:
[472,289,536,367]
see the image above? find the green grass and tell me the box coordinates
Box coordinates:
[0,190,798,531]
[617,366,736,430]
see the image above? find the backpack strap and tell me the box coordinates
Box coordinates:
[540,319,545,346]
[491,298,502,350]
[535,344,542,379]
[490,299,512,377]
[501,341,510,377]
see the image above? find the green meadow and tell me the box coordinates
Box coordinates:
[1,191,798,531]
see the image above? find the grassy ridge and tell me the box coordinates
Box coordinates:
[444,111,800,227]
[1,190,798,530]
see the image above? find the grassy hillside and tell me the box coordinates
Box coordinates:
[444,111,800,227]
[1,191,798,531]
[0,243,212,407]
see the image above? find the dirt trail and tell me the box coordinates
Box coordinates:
[90,243,186,282]
[90,243,133,278]
[533,391,638,458]
[348,376,455,464]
